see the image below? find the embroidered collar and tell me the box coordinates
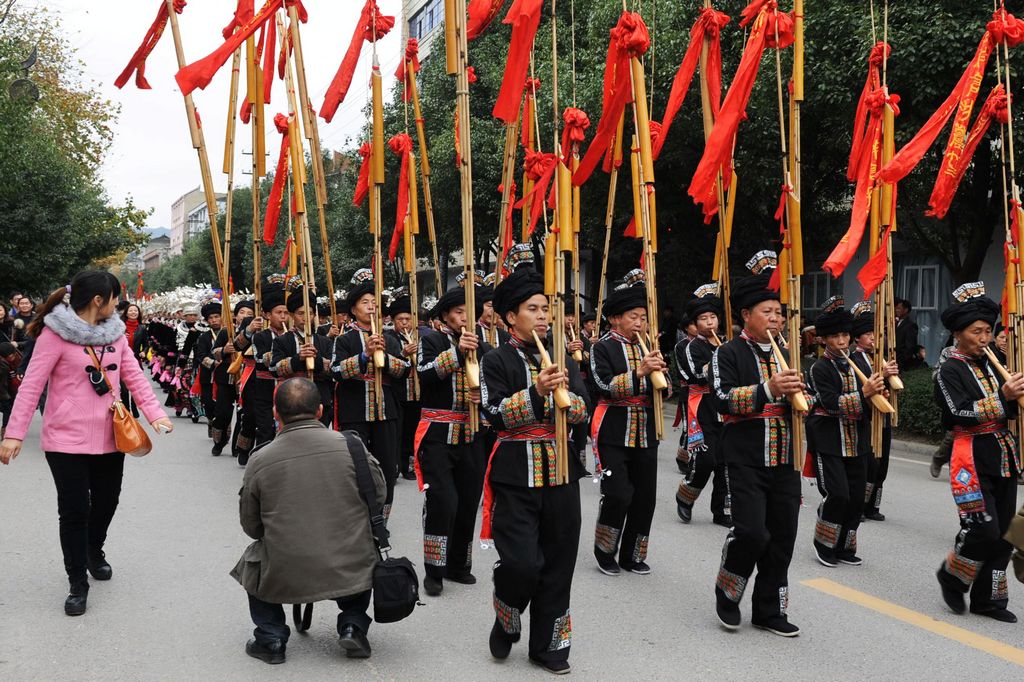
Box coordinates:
[608,330,637,344]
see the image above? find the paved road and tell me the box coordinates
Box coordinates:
[2,405,1022,680]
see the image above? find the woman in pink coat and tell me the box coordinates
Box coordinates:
[0,271,173,616]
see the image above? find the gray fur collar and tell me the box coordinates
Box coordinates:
[44,304,125,346]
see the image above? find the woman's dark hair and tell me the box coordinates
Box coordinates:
[28,271,122,338]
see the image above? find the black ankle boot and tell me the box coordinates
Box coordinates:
[87,547,112,581]
[65,578,88,616]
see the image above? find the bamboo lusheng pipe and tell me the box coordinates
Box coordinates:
[570,324,583,363]
[495,115,522,286]
[370,314,387,368]
[283,8,336,320]
[767,333,809,413]
[845,351,896,414]
[710,330,723,347]
[221,46,242,331]
[983,346,1024,409]
[885,360,905,390]
[444,0,458,76]
[635,334,668,391]
[594,114,624,329]
[532,329,572,409]
[522,86,538,241]
[408,57,443,296]
[369,60,386,411]
[165,1,231,333]
[557,158,573,253]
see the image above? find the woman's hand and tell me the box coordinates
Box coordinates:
[151,417,174,435]
[0,438,23,465]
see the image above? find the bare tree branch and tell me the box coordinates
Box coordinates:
[0,0,15,27]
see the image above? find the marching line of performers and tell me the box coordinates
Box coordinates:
[122,246,1024,673]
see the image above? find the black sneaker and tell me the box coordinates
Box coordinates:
[447,570,477,585]
[970,607,1018,623]
[814,545,838,568]
[752,616,801,637]
[621,561,651,575]
[838,554,863,566]
[716,599,741,631]
[423,575,443,596]
[64,581,88,617]
[677,500,693,524]
[211,442,224,456]
[488,620,518,660]
[86,548,112,581]
[937,567,967,614]
[529,656,571,675]
[245,638,286,664]
[864,511,886,522]
[595,551,620,576]
[338,624,371,658]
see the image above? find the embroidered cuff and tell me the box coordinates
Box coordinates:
[838,391,863,419]
[387,354,409,378]
[500,388,539,428]
[420,347,459,378]
[973,395,1004,420]
[333,355,363,380]
[275,359,296,377]
[566,394,588,424]
[201,358,215,369]
[728,385,758,415]
[610,371,635,399]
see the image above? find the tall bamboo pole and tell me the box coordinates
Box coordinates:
[594,114,625,329]
[407,57,443,296]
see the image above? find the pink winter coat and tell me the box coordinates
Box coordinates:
[6,307,165,455]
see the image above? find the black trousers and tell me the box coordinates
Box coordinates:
[200,380,215,421]
[418,440,482,578]
[315,381,333,429]
[399,400,421,473]
[247,590,371,646]
[45,452,125,582]
[594,443,657,567]
[571,422,588,468]
[239,380,277,450]
[676,444,729,518]
[492,481,580,665]
[339,420,398,515]
[939,473,1018,611]
[210,383,237,446]
[716,463,800,621]
[864,428,892,514]
[813,453,867,560]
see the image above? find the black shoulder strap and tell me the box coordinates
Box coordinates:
[341,430,390,556]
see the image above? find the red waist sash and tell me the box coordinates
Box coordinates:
[723,402,788,423]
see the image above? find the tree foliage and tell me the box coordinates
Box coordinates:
[0,5,147,296]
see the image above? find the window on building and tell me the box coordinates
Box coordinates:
[410,0,444,39]
[801,271,842,318]
[899,264,939,310]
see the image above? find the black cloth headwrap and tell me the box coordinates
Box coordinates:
[814,307,853,337]
[602,285,647,318]
[261,290,286,313]
[388,296,411,317]
[435,287,466,317]
[201,302,221,319]
[851,312,874,338]
[684,295,722,322]
[941,296,1000,332]
[317,302,330,317]
[493,266,545,318]
[345,282,375,315]
[730,270,779,314]
[478,285,495,304]
[286,287,312,313]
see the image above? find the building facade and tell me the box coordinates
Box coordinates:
[170,188,226,256]
[404,0,445,60]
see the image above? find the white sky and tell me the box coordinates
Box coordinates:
[39,0,403,228]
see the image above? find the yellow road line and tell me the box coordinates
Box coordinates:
[802,578,1024,668]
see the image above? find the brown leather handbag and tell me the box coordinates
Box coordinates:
[87,346,152,457]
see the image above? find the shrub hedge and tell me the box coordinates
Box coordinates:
[893,367,944,442]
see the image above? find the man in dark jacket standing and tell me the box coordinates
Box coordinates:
[233,378,385,664]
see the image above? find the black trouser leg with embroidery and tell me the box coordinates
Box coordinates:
[419,440,482,578]
[939,473,1017,611]
[594,444,657,568]
[864,427,892,515]
[813,453,867,561]
[677,445,729,518]
[210,383,236,446]
[715,463,800,622]
[491,481,580,665]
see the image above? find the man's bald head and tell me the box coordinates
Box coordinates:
[274,378,323,424]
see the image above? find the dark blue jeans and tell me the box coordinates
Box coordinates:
[247,590,372,645]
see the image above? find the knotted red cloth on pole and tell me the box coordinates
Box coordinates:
[175,0,305,96]
[514,151,558,237]
[468,0,509,40]
[823,87,899,277]
[687,0,793,220]
[927,84,1008,219]
[492,0,545,123]
[320,0,394,122]
[395,39,421,102]
[768,184,794,291]
[263,114,292,245]
[846,42,889,181]
[114,0,187,89]
[388,133,414,261]
[654,6,730,160]
[352,142,373,207]
[573,11,650,187]
[222,0,255,40]
[1001,200,1021,325]
[624,122,661,237]
[240,19,278,123]
[560,108,591,163]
